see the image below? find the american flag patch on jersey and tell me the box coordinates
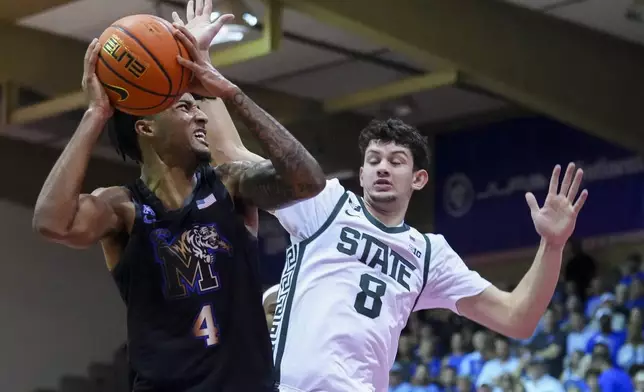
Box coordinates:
[196,193,217,209]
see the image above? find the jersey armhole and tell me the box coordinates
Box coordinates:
[411,233,432,311]
[296,192,350,247]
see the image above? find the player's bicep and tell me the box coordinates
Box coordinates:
[41,188,125,249]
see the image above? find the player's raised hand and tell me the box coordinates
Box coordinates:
[172,24,238,98]
[525,163,588,247]
[81,38,113,118]
[171,0,234,57]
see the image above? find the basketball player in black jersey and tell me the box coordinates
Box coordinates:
[32,4,326,391]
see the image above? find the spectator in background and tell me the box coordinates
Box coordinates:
[522,357,565,392]
[585,369,601,392]
[446,332,468,371]
[564,238,597,303]
[407,365,432,392]
[396,335,417,380]
[591,293,628,332]
[586,277,606,319]
[529,308,567,377]
[586,313,626,363]
[476,337,520,388]
[456,376,473,392]
[460,331,491,382]
[626,279,644,310]
[617,317,644,372]
[390,364,410,392]
[591,348,634,392]
[418,338,443,378]
[497,373,525,392]
[620,254,643,287]
[634,370,644,392]
[615,284,631,316]
[567,311,591,356]
[561,350,586,391]
[432,366,458,392]
[564,296,584,322]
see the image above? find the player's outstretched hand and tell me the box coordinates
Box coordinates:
[171,0,234,57]
[82,39,113,118]
[525,163,588,247]
[173,24,238,98]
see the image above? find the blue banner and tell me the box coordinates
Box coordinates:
[434,117,644,256]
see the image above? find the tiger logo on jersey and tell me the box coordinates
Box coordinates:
[151,224,232,299]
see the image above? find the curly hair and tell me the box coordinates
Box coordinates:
[358,118,430,171]
[107,110,144,163]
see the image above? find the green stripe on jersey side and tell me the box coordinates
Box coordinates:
[411,233,432,311]
[273,192,349,381]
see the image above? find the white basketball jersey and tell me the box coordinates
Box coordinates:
[271,179,491,392]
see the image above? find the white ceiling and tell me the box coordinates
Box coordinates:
[505,0,644,45]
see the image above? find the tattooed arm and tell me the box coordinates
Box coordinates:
[216,88,325,209]
[215,160,302,211]
[172,25,325,208]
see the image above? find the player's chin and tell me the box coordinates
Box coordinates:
[193,146,212,164]
[369,189,398,203]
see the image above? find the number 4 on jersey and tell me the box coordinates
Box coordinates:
[354,273,387,319]
[193,304,219,346]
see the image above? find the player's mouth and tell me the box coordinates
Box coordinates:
[374,179,392,189]
[193,128,208,146]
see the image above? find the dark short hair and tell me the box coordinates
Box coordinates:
[108,110,143,163]
[358,118,430,171]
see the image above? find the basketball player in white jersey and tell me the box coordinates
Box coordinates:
[202,75,587,390]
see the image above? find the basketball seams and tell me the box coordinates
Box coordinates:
[96,15,189,115]
[97,53,172,112]
[111,24,174,97]
[150,16,190,97]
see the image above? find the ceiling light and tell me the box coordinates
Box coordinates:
[209,0,258,46]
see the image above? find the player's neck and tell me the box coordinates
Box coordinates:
[361,196,409,227]
[140,162,198,210]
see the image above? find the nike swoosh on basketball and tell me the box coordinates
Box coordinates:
[102,83,129,102]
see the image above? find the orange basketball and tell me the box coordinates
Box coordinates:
[96,14,193,116]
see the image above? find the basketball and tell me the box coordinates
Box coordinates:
[96,14,193,116]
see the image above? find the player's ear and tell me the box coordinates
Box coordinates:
[135,117,155,139]
[359,166,364,188]
[411,169,428,191]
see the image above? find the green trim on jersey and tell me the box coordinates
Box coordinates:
[411,233,432,311]
[356,196,410,233]
[273,192,350,380]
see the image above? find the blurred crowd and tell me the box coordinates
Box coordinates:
[389,244,644,392]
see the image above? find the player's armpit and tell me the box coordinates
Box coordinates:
[34,187,128,249]
[215,160,313,211]
[456,285,534,340]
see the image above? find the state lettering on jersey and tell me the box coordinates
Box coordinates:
[337,226,417,291]
[150,224,232,299]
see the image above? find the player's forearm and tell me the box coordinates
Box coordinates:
[508,238,564,337]
[200,98,263,164]
[33,108,109,233]
[222,88,325,199]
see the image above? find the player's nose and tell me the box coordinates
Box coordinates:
[194,107,209,125]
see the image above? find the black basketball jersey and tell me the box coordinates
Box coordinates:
[111,165,276,392]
